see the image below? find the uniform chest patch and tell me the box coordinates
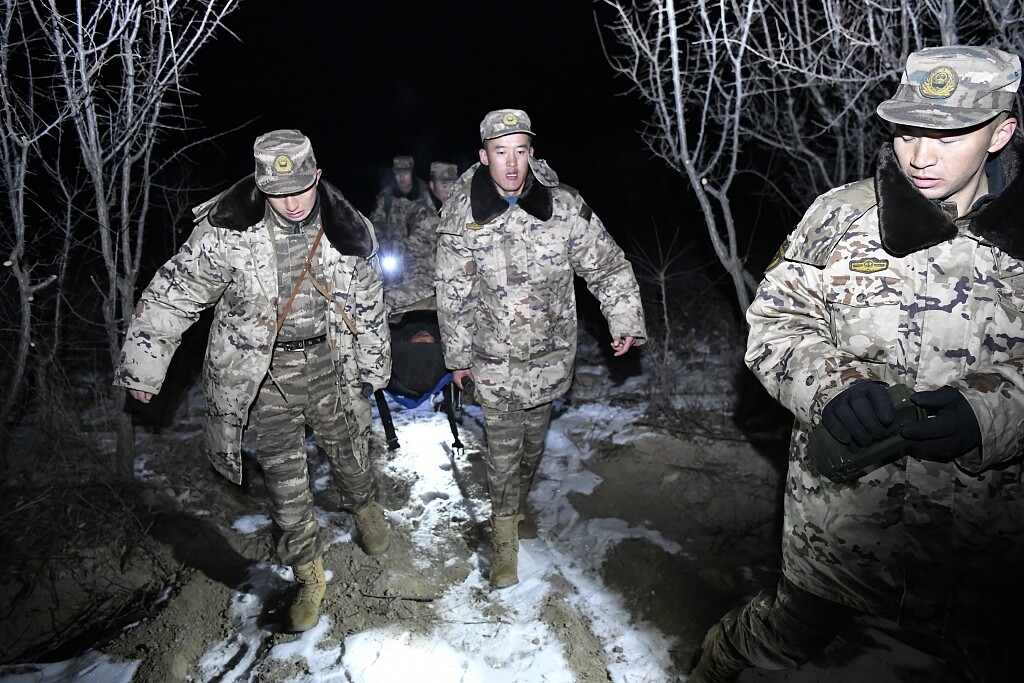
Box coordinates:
[849,257,889,274]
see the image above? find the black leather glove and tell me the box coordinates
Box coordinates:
[360,382,374,399]
[900,387,981,461]
[821,381,895,448]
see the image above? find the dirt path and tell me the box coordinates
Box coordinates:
[1,349,961,682]
[85,382,790,682]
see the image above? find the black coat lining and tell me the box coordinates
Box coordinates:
[876,129,1024,259]
[469,165,553,224]
[206,177,373,257]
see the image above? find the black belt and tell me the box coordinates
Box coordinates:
[274,334,327,351]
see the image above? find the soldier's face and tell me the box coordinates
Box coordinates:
[430,178,454,202]
[893,116,1016,216]
[267,170,321,222]
[479,133,533,197]
[394,169,413,194]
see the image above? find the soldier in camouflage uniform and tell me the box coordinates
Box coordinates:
[382,161,459,318]
[428,161,458,211]
[369,155,434,289]
[113,130,393,633]
[690,47,1024,683]
[435,109,646,588]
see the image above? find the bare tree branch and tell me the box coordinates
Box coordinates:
[1,0,242,475]
[596,0,1024,314]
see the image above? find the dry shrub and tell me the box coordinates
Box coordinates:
[0,363,178,664]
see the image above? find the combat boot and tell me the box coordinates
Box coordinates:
[489,513,524,588]
[518,510,538,539]
[518,491,538,539]
[353,502,390,555]
[689,623,746,683]
[288,558,326,632]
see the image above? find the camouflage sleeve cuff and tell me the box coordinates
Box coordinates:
[956,380,1024,471]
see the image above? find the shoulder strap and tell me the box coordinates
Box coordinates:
[276,227,324,333]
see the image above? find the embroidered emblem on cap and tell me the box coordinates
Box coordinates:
[920,66,958,99]
[502,113,518,126]
[273,154,293,173]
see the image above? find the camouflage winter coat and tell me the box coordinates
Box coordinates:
[114,178,391,484]
[746,135,1024,642]
[435,160,646,411]
[369,178,434,264]
[382,201,439,318]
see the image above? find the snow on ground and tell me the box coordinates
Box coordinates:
[0,347,956,683]
[0,380,683,683]
[292,398,674,683]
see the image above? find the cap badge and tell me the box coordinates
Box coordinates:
[502,113,518,126]
[920,66,958,99]
[273,154,293,173]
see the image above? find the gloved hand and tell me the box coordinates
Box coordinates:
[360,382,374,399]
[821,381,895,448]
[900,386,981,461]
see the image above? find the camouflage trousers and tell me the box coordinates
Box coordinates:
[716,575,855,670]
[481,402,553,517]
[252,340,376,567]
[717,575,1016,682]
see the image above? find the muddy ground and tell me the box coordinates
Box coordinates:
[0,338,963,682]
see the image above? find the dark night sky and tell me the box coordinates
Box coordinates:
[186,0,689,246]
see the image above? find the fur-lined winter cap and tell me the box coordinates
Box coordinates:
[877,46,1021,128]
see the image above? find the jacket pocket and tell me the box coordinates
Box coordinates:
[995,272,1024,311]
[988,272,1024,364]
[826,275,901,362]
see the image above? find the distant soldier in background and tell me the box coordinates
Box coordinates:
[114,129,393,633]
[435,109,646,589]
[383,161,459,317]
[428,161,459,211]
[369,155,433,283]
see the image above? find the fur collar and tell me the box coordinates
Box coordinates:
[206,176,373,257]
[387,179,424,201]
[876,129,1024,258]
[470,164,553,224]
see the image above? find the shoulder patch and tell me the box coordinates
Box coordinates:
[580,203,593,223]
[767,238,788,271]
[785,178,876,268]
